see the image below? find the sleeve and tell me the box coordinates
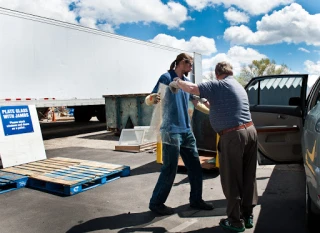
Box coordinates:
[198,80,218,99]
[151,74,171,93]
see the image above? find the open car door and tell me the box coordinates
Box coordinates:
[245,74,308,165]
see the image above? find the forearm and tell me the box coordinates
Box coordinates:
[176,79,200,95]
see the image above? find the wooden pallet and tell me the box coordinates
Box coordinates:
[28,165,129,196]
[115,142,156,153]
[0,171,28,194]
[2,157,130,196]
[178,156,217,170]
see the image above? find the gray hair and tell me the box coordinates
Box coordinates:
[215,61,233,76]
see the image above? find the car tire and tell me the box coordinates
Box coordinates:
[306,185,319,233]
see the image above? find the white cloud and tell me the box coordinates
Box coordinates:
[150,34,217,56]
[224,7,249,25]
[304,60,320,75]
[97,23,115,33]
[298,48,310,53]
[0,0,77,24]
[75,0,190,30]
[79,17,97,29]
[0,0,190,32]
[224,3,320,46]
[314,50,320,54]
[185,0,293,15]
[202,46,267,76]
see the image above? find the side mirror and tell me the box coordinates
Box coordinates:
[289,97,301,106]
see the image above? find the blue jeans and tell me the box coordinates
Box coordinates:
[149,131,203,206]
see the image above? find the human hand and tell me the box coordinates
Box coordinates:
[153,93,161,104]
[150,93,161,104]
[192,95,208,103]
[145,93,161,105]
[169,77,180,94]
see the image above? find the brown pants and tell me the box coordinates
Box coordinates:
[218,125,258,225]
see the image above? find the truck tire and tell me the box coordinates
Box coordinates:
[74,107,92,122]
[96,106,106,122]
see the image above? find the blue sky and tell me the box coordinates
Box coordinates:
[1,0,320,80]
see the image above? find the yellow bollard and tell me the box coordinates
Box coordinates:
[156,141,163,163]
[215,133,220,168]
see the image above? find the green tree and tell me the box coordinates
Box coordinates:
[237,58,289,86]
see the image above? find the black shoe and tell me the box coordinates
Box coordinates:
[243,215,254,228]
[190,200,214,210]
[219,219,245,232]
[149,204,175,215]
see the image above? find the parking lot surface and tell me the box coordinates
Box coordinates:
[0,124,307,233]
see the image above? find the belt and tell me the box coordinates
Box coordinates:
[219,121,253,136]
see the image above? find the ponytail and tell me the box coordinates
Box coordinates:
[169,60,176,70]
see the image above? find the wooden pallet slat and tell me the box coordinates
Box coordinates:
[15,164,56,173]
[27,161,73,170]
[2,167,43,176]
[42,159,80,166]
[79,161,125,170]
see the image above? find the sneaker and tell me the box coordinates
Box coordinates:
[190,200,214,210]
[243,215,254,228]
[149,204,175,215]
[219,219,245,232]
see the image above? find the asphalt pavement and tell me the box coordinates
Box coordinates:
[0,123,308,233]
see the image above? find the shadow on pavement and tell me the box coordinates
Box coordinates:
[65,203,227,233]
[120,226,226,233]
[80,132,119,141]
[183,226,225,233]
[118,227,167,233]
[178,164,306,232]
[254,164,306,233]
[173,168,220,187]
[130,161,163,176]
[66,211,163,233]
[130,161,220,182]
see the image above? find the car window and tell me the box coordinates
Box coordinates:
[247,76,303,106]
[307,80,320,111]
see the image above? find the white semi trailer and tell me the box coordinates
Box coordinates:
[0,7,202,122]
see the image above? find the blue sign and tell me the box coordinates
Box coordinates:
[0,106,34,136]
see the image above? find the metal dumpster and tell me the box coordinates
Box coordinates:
[103,94,153,132]
[104,93,217,151]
